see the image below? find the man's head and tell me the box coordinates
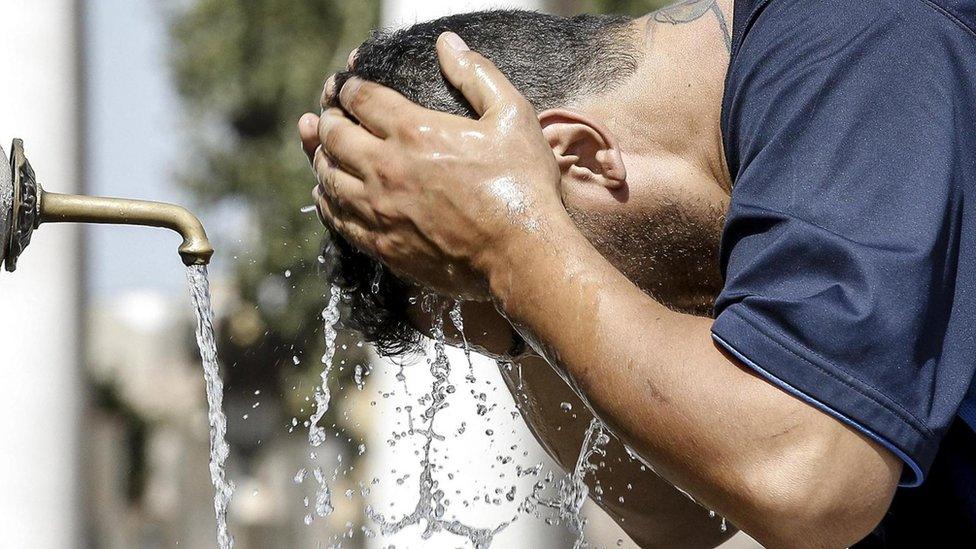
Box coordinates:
[326,10,728,354]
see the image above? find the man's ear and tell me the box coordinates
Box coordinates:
[538,108,627,190]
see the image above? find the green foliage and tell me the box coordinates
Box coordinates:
[171,1,379,387]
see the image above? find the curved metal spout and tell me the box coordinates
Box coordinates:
[39,191,214,266]
[1,139,213,270]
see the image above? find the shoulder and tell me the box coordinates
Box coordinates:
[725,0,976,103]
[732,0,972,58]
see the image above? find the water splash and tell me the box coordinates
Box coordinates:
[367,299,508,547]
[370,264,383,295]
[523,418,609,549]
[449,301,477,384]
[303,283,343,523]
[186,265,235,549]
[309,284,342,446]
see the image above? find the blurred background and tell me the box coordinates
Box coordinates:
[0,1,757,547]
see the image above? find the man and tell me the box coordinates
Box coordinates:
[308,10,735,547]
[300,1,976,546]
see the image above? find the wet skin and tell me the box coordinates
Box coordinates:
[306,11,735,544]
[300,5,735,548]
[312,11,735,544]
[302,2,903,546]
[432,299,737,548]
[501,356,730,548]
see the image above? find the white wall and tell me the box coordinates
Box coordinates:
[382,0,544,28]
[0,1,82,547]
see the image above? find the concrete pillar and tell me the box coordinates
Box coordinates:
[0,1,82,547]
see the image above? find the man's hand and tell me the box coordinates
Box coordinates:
[298,32,902,548]
[300,32,564,300]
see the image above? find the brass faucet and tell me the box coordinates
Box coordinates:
[1,139,213,271]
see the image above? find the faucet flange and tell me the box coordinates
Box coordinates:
[3,139,39,272]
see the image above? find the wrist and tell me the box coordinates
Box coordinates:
[478,209,582,318]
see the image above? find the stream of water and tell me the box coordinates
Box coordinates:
[302,283,343,524]
[186,265,235,549]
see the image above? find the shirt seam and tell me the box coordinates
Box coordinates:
[728,0,774,64]
[913,0,976,38]
[721,306,935,439]
[712,331,925,487]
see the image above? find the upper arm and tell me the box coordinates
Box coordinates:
[716,0,976,486]
[505,355,739,548]
[712,0,976,541]
[725,337,903,545]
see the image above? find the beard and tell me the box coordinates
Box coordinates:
[565,195,726,317]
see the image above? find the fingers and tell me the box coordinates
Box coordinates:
[318,108,384,178]
[338,78,419,139]
[314,183,376,256]
[312,148,376,225]
[435,32,528,118]
[320,74,338,111]
[311,183,332,229]
[298,113,320,164]
[319,47,359,110]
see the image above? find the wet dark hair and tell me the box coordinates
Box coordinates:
[325,10,640,356]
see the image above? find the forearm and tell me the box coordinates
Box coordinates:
[506,355,737,549]
[402,288,730,546]
[482,214,900,547]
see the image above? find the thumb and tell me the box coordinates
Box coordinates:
[436,32,528,118]
[298,112,320,164]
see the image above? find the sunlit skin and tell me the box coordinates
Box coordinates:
[299,6,902,548]
[305,12,734,547]
[433,300,738,548]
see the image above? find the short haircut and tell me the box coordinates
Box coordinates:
[325,10,640,355]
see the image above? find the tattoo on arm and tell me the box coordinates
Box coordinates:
[648,0,732,53]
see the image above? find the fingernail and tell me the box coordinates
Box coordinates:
[323,75,336,97]
[442,32,469,52]
[347,48,359,69]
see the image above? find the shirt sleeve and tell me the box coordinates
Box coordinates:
[714,0,976,486]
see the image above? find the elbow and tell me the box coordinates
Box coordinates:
[751,479,893,548]
[735,442,900,547]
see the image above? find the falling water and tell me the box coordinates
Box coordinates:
[449,301,477,384]
[309,284,342,445]
[366,299,508,547]
[524,418,609,549]
[302,283,343,523]
[186,265,235,549]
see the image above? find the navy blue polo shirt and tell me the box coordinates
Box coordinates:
[712,0,976,541]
